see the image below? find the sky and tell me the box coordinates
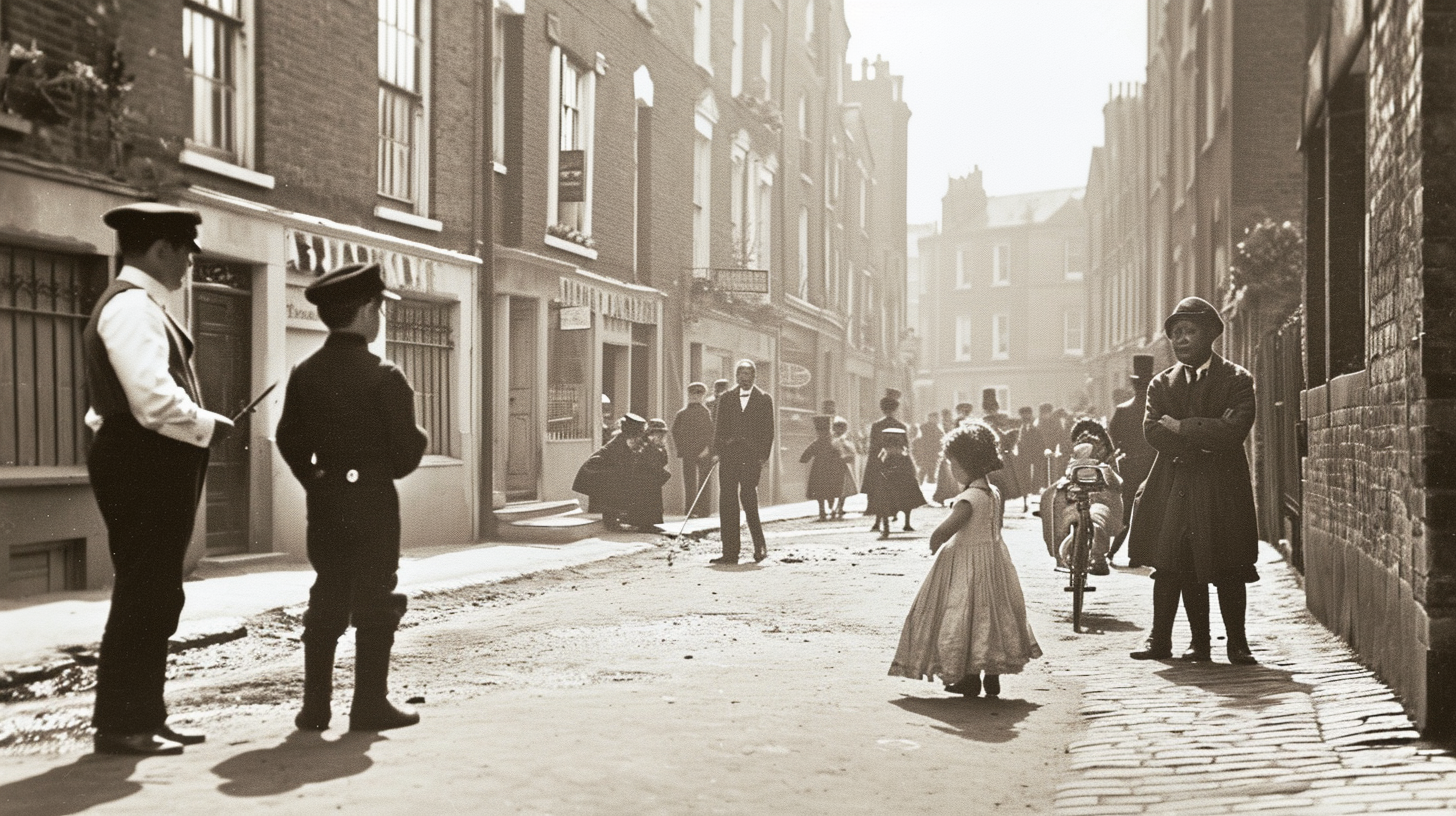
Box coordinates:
[842,0,1148,225]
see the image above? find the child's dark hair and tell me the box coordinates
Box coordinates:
[1069,417,1112,452]
[942,421,1002,481]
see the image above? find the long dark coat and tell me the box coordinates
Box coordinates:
[1126,353,1259,584]
[572,434,635,516]
[623,442,670,526]
[801,437,849,500]
[862,415,906,492]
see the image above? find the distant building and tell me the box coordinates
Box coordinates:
[920,170,1088,415]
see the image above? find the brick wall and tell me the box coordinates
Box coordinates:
[1300,0,1456,735]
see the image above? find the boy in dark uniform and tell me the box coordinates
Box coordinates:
[275,262,429,732]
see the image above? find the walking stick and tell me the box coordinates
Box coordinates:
[667,459,720,566]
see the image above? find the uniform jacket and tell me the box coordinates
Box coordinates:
[1108,392,1155,487]
[671,402,715,460]
[276,333,429,489]
[1126,353,1259,583]
[713,385,775,465]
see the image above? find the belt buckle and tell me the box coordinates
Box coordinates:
[346,469,359,483]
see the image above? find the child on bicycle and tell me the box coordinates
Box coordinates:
[1043,419,1123,576]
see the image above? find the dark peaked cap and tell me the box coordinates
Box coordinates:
[102,202,201,246]
[1163,296,1224,337]
[304,262,401,306]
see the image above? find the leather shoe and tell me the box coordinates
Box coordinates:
[94,732,184,756]
[753,547,767,562]
[982,674,1000,697]
[1227,644,1258,665]
[1130,641,1173,660]
[709,556,737,565]
[945,674,981,696]
[1180,646,1212,662]
[155,724,205,745]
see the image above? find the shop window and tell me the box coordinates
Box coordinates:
[0,245,105,467]
[547,318,591,441]
[386,298,455,457]
[4,539,84,598]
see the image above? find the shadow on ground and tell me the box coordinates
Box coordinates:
[1153,662,1315,709]
[891,694,1041,743]
[0,754,144,816]
[211,730,383,796]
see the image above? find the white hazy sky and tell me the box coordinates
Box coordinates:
[843,0,1148,225]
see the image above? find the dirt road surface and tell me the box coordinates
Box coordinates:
[0,504,1120,815]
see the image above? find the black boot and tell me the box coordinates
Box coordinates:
[349,628,420,731]
[1180,583,1212,661]
[1218,582,1257,664]
[1130,577,1179,659]
[295,634,337,730]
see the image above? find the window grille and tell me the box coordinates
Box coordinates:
[0,246,105,467]
[386,299,454,457]
[184,0,241,158]
[547,320,590,440]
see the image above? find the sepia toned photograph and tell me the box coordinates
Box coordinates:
[0,0,1451,812]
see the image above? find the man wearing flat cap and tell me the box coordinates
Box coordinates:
[1127,296,1260,666]
[1108,354,1157,562]
[84,203,234,755]
[276,262,429,732]
[672,382,715,518]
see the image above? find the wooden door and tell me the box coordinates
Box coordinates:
[193,270,252,556]
[506,298,538,500]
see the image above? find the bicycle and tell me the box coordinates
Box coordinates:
[1061,463,1107,633]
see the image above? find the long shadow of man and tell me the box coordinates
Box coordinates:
[211,730,382,797]
[0,755,144,816]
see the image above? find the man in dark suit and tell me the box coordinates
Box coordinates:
[1108,354,1156,561]
[84,203,235,755]
[711,360,775,564]
[672,382,716,517]
[1127,297,1259,665]
[276,263,430,731]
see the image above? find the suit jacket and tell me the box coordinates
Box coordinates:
[714,385,775,465]
[1126,353,1259,583]
[671,402,715,460]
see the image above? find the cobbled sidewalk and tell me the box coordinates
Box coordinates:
[1024,516,1456,815]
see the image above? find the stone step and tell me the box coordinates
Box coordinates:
[494,499,583,524]
[503,512,603,544]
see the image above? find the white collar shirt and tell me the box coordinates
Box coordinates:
[739,388,753,410]
[1180,356,1212,385]
[84,265,221,447]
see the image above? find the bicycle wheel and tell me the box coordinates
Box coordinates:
[1071,519,1091,633]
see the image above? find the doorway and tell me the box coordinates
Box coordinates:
[192,263,253,556]
[506,297,539,501]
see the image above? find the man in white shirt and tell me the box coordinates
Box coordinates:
[84,203,234,755]
[710,360,775,564]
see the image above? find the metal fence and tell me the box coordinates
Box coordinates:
[386,298,454,457]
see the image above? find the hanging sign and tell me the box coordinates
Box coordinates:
[559,305,591,330]
[714,267,770,293]
[559,150,585,203]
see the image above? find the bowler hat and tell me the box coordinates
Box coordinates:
[1131,354,1155,384]
[102,202,202,249]
[305,262,401,306]
[1163,296,1224,338]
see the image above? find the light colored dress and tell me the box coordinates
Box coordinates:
[889,479,1042,682]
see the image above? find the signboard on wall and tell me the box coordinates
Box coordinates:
[714,268,770,293]
[285,286,324,331]
[780,362,812,389]
[559,150,585,203]
[559,305,591,330]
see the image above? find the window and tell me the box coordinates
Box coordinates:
[797,206,810,299]
[184,0,256,167]
[5,539,84,598]
[491,3,507,167]
[549,49,595,237]
[954,248,970,288]
[955,316,973,361]
[731,137,748,262]
[0,246,104,467]
[1063,239,1084,280]
[858,169,868,231]
[992,313,1010,360]
[760,25,772,98]
[386,299,455,457]
[804,0,815,43]
[694,0,711,71]
[1063,310,1084,356]
[730,0,744,95]
[379,0,430,211]
[693,133,712,270]
[547,316,591,441]
[992,244,1010,285]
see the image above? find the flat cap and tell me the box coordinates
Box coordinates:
[686,381,708,395]
[304,262,401,306]
[618,413,647,435]
[646,418,668,433]
[1164,296,1224,337]
[102,202,202,244]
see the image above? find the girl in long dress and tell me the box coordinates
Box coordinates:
[889,421,1042,697]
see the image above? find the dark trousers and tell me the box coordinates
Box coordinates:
[680,456,711,516]
[88,417,208,734]
[718,458,765,558]
[302,481,408,640]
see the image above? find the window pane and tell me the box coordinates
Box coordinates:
[378,86,418,201]
[386,299,455,457]
[184,5,238,155]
